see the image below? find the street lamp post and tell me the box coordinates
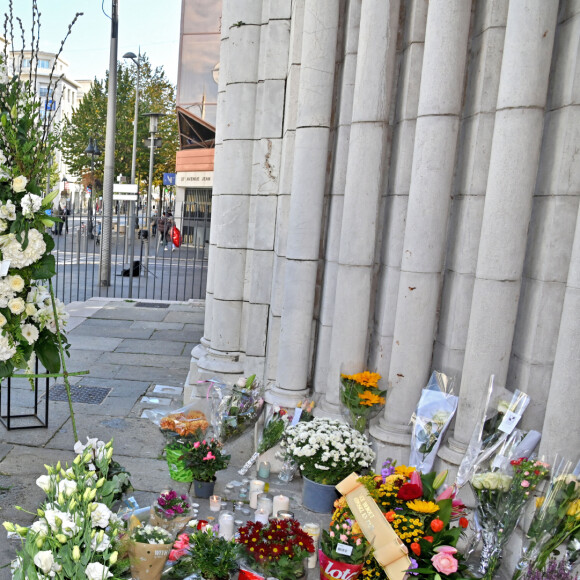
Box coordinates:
[143,112,163,270]
[85,138,101,240]
[123,50,141,296]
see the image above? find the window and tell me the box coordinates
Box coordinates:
[39,87,52,98]
[38,59,51,69]
[22,59,31,68]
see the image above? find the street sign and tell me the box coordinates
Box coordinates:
[163,173,176,186]
[113,184,139,193]
[113,194,138,201]
[144,137,163,148]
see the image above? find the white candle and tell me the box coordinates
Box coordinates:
[254,507,269,525]
[218,512,235,541]
[249,480,265,509]
[272,494,290,517]
[257,494,273,516]
[209,495,221,512]
[302,523,321,568]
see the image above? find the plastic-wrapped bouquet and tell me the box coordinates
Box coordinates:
[470,457,550,579]
[211,375,265,443]
[409,371,458,472]
[257,405,290,453]
[523,558,579,580]
[129,524,173,580]
[150,490,192,537]
[340,370,386,433]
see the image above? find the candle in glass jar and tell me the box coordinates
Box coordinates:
[302,523,321,568]
[257,493,273,516]
[258,461,271,478]
[254,507,269,525]
[272,494,290,517]
[218,511,235,541]
[249,479,265,508]
[209,495,222,512]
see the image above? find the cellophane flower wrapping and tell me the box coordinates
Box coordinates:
[513,460,580,579]
[210,375,265,444]
[257,404,290,454]
[409,371,458,473]
[470,457,550,580]
[456,377,531,488]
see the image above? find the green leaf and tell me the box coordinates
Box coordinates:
[30,254,56,280]
[35,337,61,373]
[0,360,14,378]
[436,498,452,526]
[43,231,55,253]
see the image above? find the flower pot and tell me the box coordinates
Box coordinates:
[319,550,363,580]
[302,475,339,513]
[193,479,215,498]
[165,446,194,482]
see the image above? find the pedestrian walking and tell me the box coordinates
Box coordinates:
[163,211,176,251]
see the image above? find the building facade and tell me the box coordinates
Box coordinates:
[185,0,580,481]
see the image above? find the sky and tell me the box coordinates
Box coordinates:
[0,0,182,84]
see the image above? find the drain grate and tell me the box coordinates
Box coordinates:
[50,385,111,404]
[135,302,170,309]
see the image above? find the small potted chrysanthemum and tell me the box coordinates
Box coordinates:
[149,490,192,536]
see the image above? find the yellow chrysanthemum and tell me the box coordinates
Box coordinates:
[406,500,440,514]
[567,499,580,517]
[351,371,382,388]
[394,465,416,478]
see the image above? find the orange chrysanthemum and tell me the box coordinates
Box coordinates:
[358,390,386,407]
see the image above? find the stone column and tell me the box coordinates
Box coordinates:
[189,0,264,387]
[270,0,340,405]
[312,0,361,396]
[371,0,428,378]
[432,0,508,381]
[539,202,580,462]
[371,0,472,456]
[452,0,559,454]
[507,2,580,430]
[317,0,401,416]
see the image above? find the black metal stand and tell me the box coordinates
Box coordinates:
[0,360,49,430]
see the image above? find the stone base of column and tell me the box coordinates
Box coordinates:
[313,396,342,420]
[265,385,311,408]
[183,340,245,408]
[369,419,413,468]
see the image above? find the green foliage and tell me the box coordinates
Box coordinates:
[60,56,178,196]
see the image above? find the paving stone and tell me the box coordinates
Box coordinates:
[152,328,204,343]
[114,365,189,385]
[162,310,206,324]
[131,320,185,331]
[67,335,125,351]
[99,351,190,369]
[115,338,186,356]
[92,306,169,322]
[71,319,155,340]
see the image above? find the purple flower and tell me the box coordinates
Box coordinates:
[381,459,396,481]
[407,558,419,576]
[175,505,184,514]
[524,559,579,580]
[166,508,175,517]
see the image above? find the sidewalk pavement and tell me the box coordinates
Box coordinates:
[0,298,329,577]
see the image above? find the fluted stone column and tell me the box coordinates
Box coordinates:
[312,0,361,396]
[432,0,508,381]
[371,0,428,378]
[539,202,580,462]
[190,0,264,386]
[317,0,400,416]
[270,0,340,405]
[372,0,472,456]
[507,2,580,430]
[451,0,559,457]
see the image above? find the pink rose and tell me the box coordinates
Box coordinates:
[329,531,335,537]
[434,545,457,555]
[339,534,348,542]
[203,452,216,461]
[356,538,362,545]
[432,552,458,575]
[193,441,200,449]
[521,480,530,488]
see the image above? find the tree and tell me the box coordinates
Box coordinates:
[59,55,178,198]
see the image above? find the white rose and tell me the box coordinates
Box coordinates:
[25,303,37,316]
[0,313,6,328]
[236,377,247,387]
[497,399,511,414]
[8,297,26,315]
[8,275,24,292]
[91,503,113,528]
[85,562,112,580]
[12,175,28,193]
[33,551,55,574]
[36,475,53,493]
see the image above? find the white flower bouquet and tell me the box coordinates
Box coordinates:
[281,417,376,485]
[3,439,128,580]
[129,524,173,580]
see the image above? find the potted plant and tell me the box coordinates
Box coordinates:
[319,520,367,580]
[163,528,241,580]
[177,437,231,498]
[237,518,315,580]
[281,417,375,512]
[149,490,192,537]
